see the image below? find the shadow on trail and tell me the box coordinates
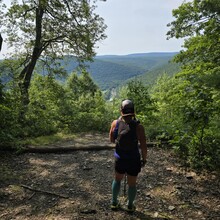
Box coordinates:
[0,146,219,219]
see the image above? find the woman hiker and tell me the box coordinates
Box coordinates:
[109,99,147,212]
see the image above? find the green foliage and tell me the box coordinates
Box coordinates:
[0,103,16,146]
[64,70,103,132]
[1,67,112,142]
[0,0,107,121]
[135,62,181,86]
[162,0,220,170]
[126,80,156,115]
[167,0,220,90]
[66,69,98,99]
[113,80,158,140]
[63,92,111,133]
[0,0,106,60]
[24,70,112,137]
[0,61,23,147]
[151,72,220,170]
[167,0,220,40]
[26,74,65,137]
[20,133,77,146]
[150,74,185,137]
[0,102,21,149]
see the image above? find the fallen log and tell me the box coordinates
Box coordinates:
[1,141,168,154]
[23,144,115,153]
[22,142,164,153]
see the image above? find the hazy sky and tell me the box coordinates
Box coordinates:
[95,0,186,55]
[0,0,186,58]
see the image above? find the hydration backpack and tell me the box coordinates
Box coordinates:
[115,118,139,153]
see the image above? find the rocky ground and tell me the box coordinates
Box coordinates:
[0,133,219,220]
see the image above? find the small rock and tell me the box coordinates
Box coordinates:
[198,211,203,215]
[186,174,194,180]
[166,167,173,172]
[168,205,175,211]
[153,212,159,217]
[83,167,93,171]
[175,185,182,189]
[80,209,97,214]
[186,171,196,179]
[146,192,151,197]
[147,184,152,189]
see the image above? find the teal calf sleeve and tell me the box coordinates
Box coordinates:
[128,186,137,207]
[112,180,121,205]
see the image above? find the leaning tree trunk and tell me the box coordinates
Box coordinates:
[18,50,41,121]
[18,6,44,122]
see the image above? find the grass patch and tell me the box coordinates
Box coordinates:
[19,133,77,146]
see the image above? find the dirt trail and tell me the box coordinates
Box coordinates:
[0,133,219,220]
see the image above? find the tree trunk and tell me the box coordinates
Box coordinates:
[18,6,44,120]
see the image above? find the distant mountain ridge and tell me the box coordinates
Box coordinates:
[0,52,180,91]
[61,52,179,90]
[88,52,179,90]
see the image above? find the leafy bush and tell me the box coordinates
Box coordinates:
[151,73,220,170]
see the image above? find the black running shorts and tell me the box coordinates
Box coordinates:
[115,158,141,176]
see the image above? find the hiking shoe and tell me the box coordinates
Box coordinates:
[111,202,120,210]
[126,204,136,213]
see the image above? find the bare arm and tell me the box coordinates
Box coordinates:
[109,120,117,143]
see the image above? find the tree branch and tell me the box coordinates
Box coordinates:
[20,184,69,199]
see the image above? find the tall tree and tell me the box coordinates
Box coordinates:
[166,0,220,169]
[167,0,220,89]
[0,0,106,116]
